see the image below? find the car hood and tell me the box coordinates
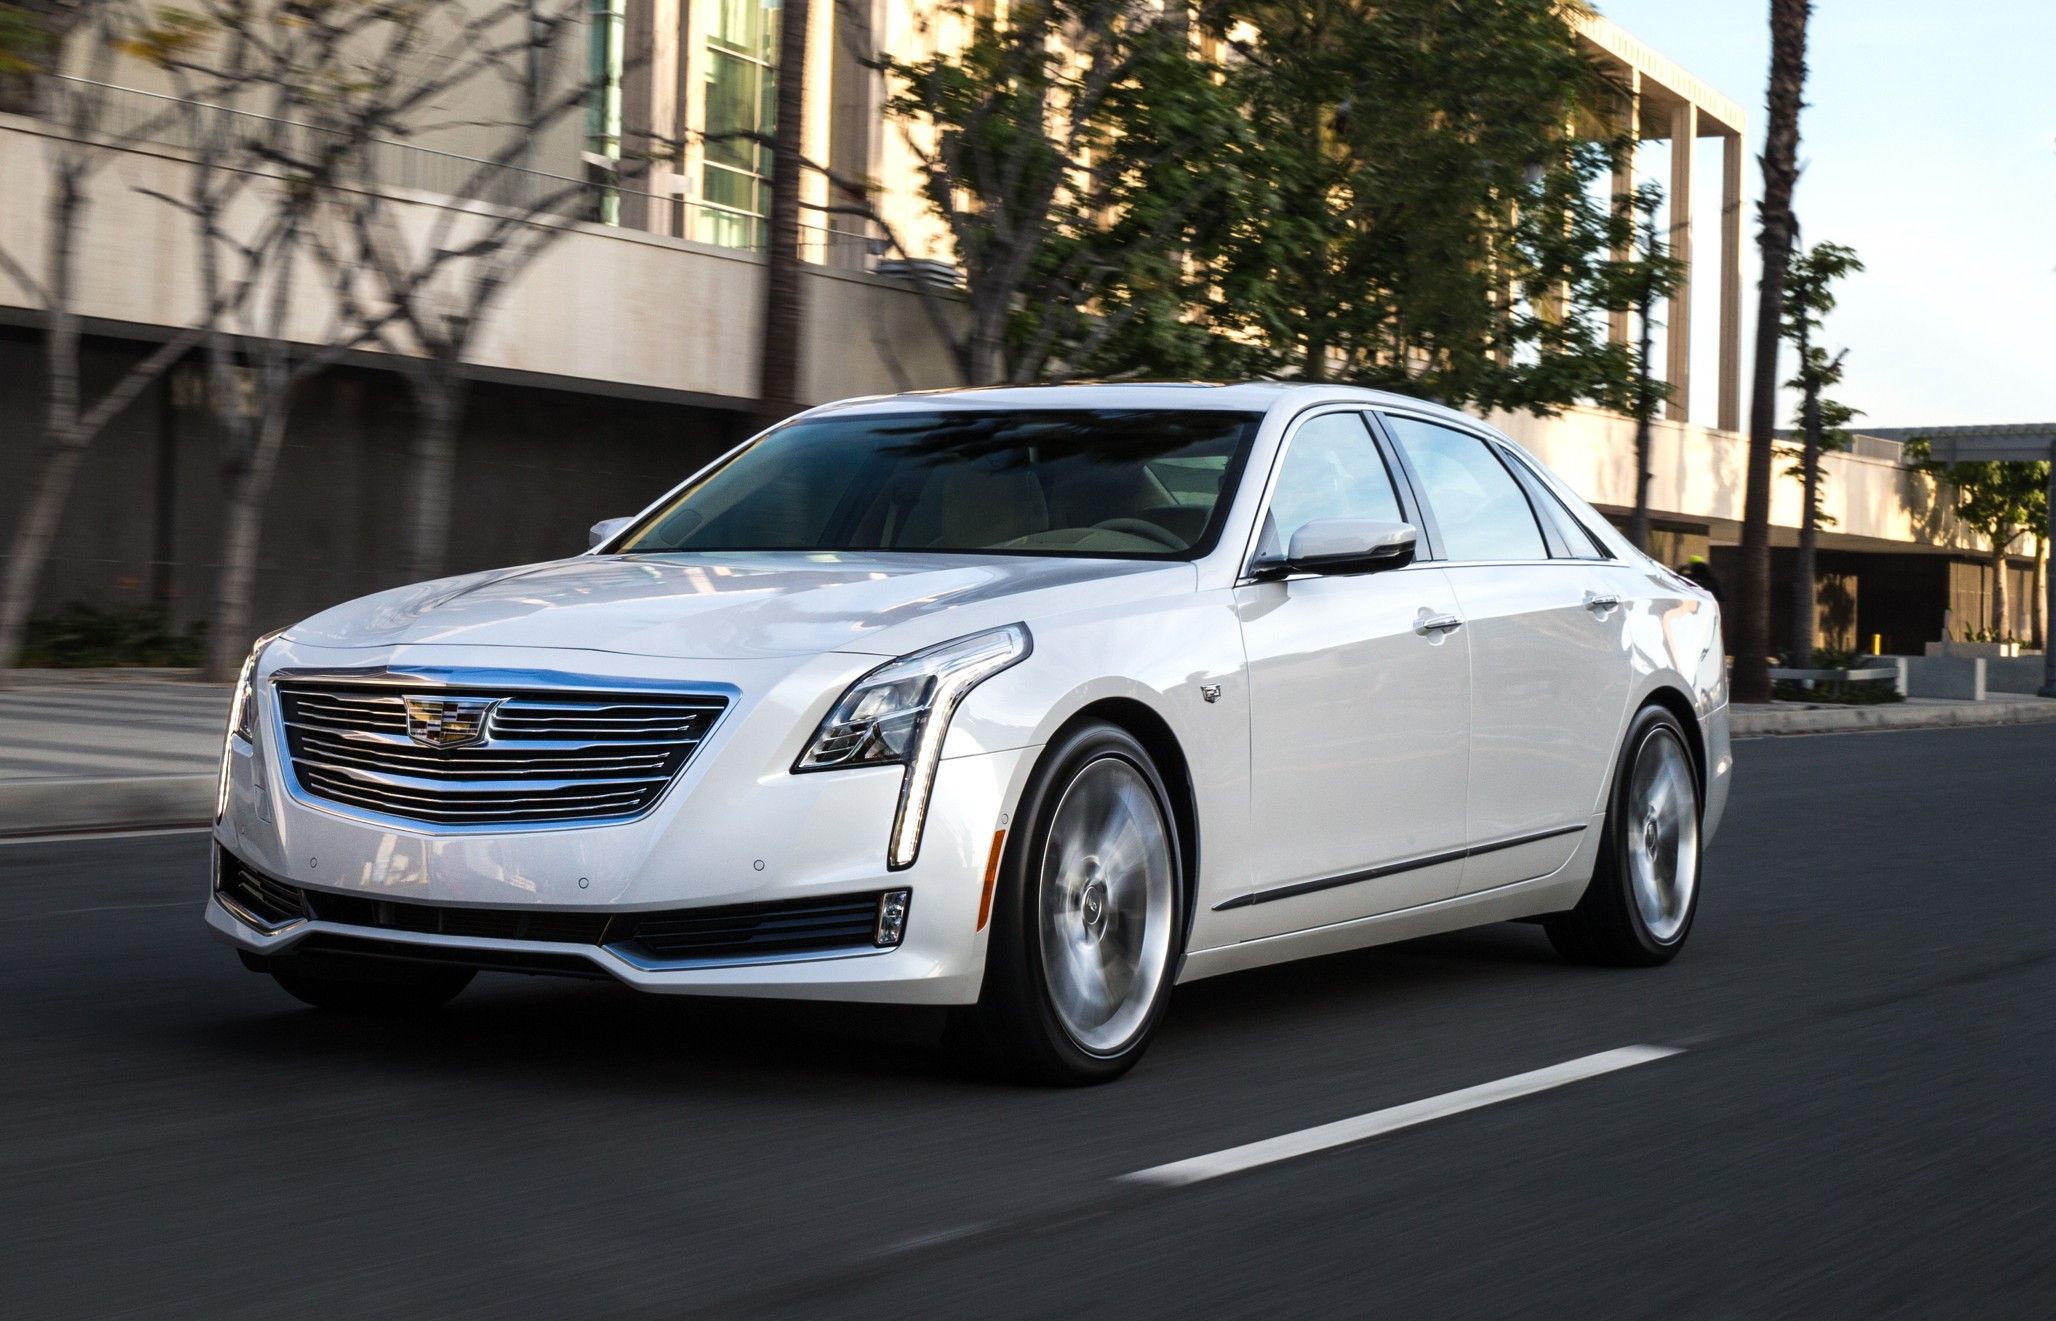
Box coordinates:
[285,552,1184,660]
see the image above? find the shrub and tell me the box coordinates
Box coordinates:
[18,604,206,668]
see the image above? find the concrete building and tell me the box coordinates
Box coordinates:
[0,3,2041,654]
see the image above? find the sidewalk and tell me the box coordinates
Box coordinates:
[1728,694,2056,738]
[0,670,226,835]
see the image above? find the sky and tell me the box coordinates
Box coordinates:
[1594,0,2054,428]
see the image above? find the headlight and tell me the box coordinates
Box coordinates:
[218,631,283,820]
[796,624,1030,869]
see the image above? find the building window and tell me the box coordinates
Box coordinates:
[586,0,626,225]
[701,0,778,249]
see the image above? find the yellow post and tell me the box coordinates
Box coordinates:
[1872,633,1882,655]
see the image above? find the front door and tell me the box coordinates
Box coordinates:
[1227,410,1472,939]
[1381,413,1631,893]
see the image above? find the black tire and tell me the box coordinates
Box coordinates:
[1545,704,1704,967]
[957,720,1186,1085]
[246,950,476,1013]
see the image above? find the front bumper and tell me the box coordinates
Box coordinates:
[1699,699,1733,841]
[213,645,1035,1005]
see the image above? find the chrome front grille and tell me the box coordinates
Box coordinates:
[274,681,727,827]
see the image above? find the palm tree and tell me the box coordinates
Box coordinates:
[1781,238,1862,668]
[1732,0,1810,703]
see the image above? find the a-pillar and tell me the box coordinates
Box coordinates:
[1664,100,1696,421]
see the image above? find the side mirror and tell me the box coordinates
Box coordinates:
[1255,519,1417,578]
[588,516,634,551]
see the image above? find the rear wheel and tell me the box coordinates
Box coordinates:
[1546,705,1702,966]
[962,721,1184,1084]
[244,951,475,1014]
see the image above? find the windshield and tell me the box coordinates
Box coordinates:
[614,409,1262,560]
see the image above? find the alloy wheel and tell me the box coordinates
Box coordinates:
[1624,726,1700,943]
[1036,755,1176,1055]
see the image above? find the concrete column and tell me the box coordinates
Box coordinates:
[1608,70,1641,347]
[1717,131,1743,432]
[681,0,709,243]
[620,0,685,236]
[1664,100,1696,422]
[801,0,836,265]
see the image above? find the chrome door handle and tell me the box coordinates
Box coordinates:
[1414,612,1464,636]
[1583,592,1622,614]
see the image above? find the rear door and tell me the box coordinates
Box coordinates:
[1378,413,1631,895]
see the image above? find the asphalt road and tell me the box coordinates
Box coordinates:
[4,724,2053,1319]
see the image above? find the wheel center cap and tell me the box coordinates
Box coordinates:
[1081,878,1109,932]
[1642,815,1660,854]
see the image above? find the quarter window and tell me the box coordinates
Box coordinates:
[1385,417,1547,562]
[1261,413,1405,557]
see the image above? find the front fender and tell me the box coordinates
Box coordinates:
[939,587,1251,914]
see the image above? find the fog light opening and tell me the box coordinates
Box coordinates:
[875,889,911,948]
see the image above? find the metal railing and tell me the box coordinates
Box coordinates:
[37,75,897,268]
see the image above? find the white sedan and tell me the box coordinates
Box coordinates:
[210,384,1730,1083]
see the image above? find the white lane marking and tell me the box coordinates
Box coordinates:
[0,825,212,847]
[1122,1045,1683,1188]
[3,899,196,922]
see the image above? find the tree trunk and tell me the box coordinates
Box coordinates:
[1790,329,1821,669]
[0,431,88,672]
[1630,416,1653,553]
[1792,445,1822,668]
[1990,539,2011,640]
[2,141,211,671]
[403,371,466,583]
[1629,288,1658,552]
[1733,0,1810,703]
[965,294,1007,384]
[205,405,293,681]
[2034,539,2048,652]
[754,0,811,429]
[0,171,86,674]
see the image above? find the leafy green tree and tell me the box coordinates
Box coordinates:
[1200,0,1645,411]
[1905,442,2050,643]
[1779,239,1862,666]
[887,0,1267,383]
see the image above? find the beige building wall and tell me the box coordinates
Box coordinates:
[49,5,591,190]
[1488,406,2000,558]
[0,115,960,408]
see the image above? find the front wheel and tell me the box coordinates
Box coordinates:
[1546,705,1703,966]
[961,721,1185,1084]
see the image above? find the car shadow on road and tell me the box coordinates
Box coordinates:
[1158,921,1569,1039]
[187,922,1571,1093]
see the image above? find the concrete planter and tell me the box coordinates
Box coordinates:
[1925,641,2021,659]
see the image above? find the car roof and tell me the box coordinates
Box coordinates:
[807,382,1492,431]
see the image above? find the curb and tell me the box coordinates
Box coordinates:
[2,698,2051,834]
[1730,699,2056,738]
[0,774,215,837]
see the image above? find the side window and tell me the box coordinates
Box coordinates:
[1261,412,1405,557]
[1527,477,1610,559]
[1494,442,1611,560]
[1384,416,1547,562]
